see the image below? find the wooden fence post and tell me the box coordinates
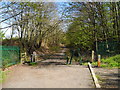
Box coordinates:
[25,52,27,61]
[20,53,23,64]
[20,52,27,64]
[31,54,32,62]
[98,55,101,67]
[33,51,37,62]
[91,50,94,62]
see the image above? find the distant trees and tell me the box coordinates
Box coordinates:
[1,2,120,55]
[65,2,120,52]
[0,2,64,55]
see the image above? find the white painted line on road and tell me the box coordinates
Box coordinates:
[88,62,101,88]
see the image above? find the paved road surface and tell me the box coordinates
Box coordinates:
[2,62,94,88]
[2,48,94,88]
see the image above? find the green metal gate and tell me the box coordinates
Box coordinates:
[0,46,20,67]
[97,41,120,57]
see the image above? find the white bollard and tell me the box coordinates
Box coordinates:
[91,50,94,62]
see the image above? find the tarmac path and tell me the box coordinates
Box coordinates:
[2,48,94,88]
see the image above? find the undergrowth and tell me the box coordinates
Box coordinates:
[82,54,120,68]
[29,62,37,66]
[0,70,10,83]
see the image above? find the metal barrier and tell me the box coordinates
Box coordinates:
[97,41,120,57]
[31,52,69,64]
[0,46,20,67]
[68,48,82,65]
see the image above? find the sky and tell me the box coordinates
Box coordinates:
[0,0,119,38]
[0,0,119,2]
[0,2,70,38]
[0,2,14,38]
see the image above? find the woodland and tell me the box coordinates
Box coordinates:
[0,2,120,56]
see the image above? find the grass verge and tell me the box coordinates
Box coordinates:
[0,70,10,83]
[82,54,120,68]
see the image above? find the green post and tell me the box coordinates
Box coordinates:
[79,57,82,65]
[66,56,69,64]
[19,47,21,63]
[69,50,74,64]
[78,48,82,65]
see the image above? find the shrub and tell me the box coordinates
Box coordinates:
[101,54,120,67]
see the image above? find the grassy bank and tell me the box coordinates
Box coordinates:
[83,54,120,68]
[0,70,10,83]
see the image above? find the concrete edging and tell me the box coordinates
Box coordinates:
[88,62,101,88]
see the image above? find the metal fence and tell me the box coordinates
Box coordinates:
[97,41,120,57]
[0,46,20,67]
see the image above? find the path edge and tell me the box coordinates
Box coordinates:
[88,62,101,88]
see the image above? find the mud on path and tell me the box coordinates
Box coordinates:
[2,60,94,88]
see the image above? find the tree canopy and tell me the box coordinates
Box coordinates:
[0,2,120,55]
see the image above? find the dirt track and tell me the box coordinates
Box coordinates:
[2,62,94,88]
